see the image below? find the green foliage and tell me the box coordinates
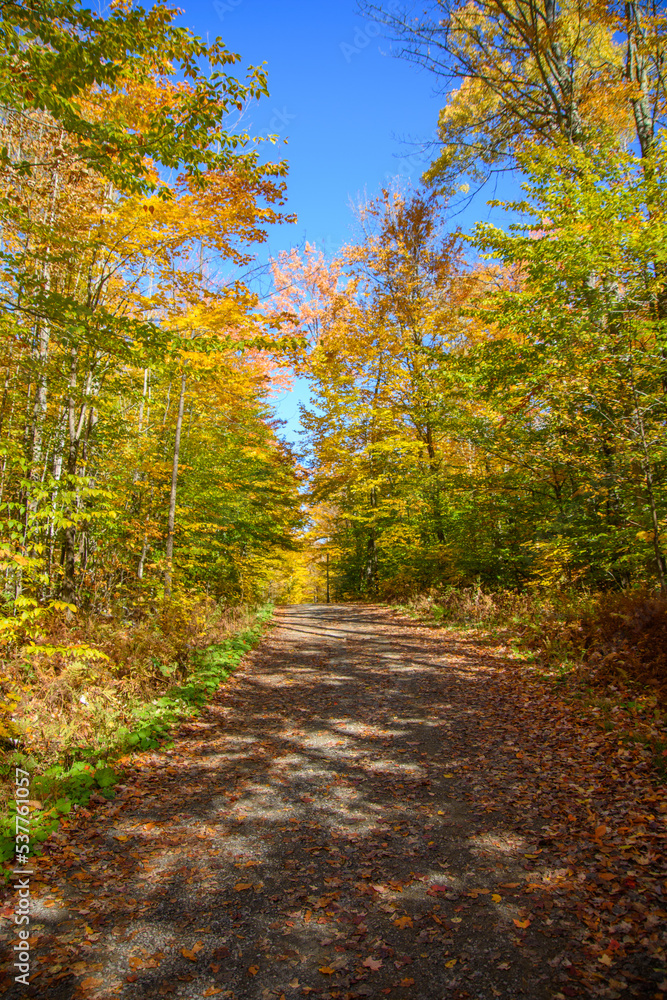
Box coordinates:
[466,141,667,590]
[0,756,117,863]
[0,0,280,194]
[302,142,667,599]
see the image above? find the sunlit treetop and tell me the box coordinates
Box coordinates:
[0,0,285,194]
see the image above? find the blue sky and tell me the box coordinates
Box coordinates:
[176,1,505,439]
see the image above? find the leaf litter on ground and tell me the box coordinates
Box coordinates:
[1,603,665,999]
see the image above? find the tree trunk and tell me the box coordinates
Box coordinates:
[164,369,187,598]
[29,157,61,473]
[137,531,149,580]
[59,350,94,605]
[138,368,148,434]
[630,373,666,592]
[60,442,79,605]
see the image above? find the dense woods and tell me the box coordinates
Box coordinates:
[0,2,302,627]
[1,0,667,764]
[2,8,666,996]
[0,1,306,761]
[290,1,667,602]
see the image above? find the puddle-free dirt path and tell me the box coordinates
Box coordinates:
[2,604,665,999]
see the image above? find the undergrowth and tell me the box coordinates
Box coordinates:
[0,600,274,873]
[396,585,667,772]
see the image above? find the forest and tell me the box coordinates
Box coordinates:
[1,4,667,1000]
[295,1,667,605]
[0,0,308,758]
[1,0,667,878]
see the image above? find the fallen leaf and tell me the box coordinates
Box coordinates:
[513,918,530,929]
[233,882,253,891]
[445,958,457,968]
[248,965,259,976]
[492,894,502,902]
[393,915,413,929]
[181,942,204,961]
[203,990,224,997]
[400,977,415,986]
[362,957,382,971]
[319,967,335,975]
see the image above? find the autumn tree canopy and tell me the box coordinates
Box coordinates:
[3,0,667,626]
[0,0,302,647]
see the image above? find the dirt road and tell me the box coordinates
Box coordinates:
[2,604,664,999]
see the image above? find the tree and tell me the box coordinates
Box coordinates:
[468,139,667,590]
[360,1,667,192]
[0,2,301,618]
[0,0,278,193]
[293,151,667,597]
[285,190,484,596]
